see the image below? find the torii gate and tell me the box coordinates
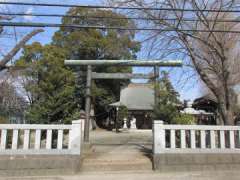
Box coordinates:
[65,60,182,142]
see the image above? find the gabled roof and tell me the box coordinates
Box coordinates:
[110,83,154,111]
[194,84,240,105]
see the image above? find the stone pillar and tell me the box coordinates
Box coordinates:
[153,120,165,154]
[70,120,82,155]
[123,118,128,129]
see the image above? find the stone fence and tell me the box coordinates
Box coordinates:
[153,120,240,172]
[0,120,83,176]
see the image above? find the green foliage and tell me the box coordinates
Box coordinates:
[52,8,140,60]
[17,43,79,124]
[52,8,141,124]
[0,116,7,124]
[153,71,181,124]
[118,105,128,121]
[173,114,196,125]
[116,105,128,130]
[153,102,179,124]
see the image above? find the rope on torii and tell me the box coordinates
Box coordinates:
[64,60,183,142]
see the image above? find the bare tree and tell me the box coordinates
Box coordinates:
[0,14,43,122]
[0,16,44,71]
[0,71,27,123]
[109,0,240,125]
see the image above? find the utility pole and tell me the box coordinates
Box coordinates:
[84,65,92,142]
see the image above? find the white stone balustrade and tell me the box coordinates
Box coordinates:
[153,120,240,154]
[0,120,83,155]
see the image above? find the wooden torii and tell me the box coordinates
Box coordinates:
[65,60,182,142]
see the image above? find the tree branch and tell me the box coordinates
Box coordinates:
[0,29,44,70]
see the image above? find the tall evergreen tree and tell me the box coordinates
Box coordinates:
[16,43,79,124]
[153,71,181,123]
[52,8,140,126]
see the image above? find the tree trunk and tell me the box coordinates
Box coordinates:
[216,109,224,125]
[222,108,235,125]
[217,97,235,125]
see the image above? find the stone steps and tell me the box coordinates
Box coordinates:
[81,164,152,172]
[81,159,152,172]
[81,145,153,172]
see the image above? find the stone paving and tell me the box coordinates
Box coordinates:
[71,171,240,180]
[89,129,152,144]
[2,170,240,180]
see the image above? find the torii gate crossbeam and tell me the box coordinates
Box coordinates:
[65,60,182,67]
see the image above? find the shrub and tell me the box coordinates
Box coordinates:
[173,114,196,125]
[0,116,7,124]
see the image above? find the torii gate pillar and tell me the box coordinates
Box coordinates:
[84,65,92,142]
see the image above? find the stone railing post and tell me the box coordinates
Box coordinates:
[80,118,85,141]
[70,120,82,155]
[153,120,165,154]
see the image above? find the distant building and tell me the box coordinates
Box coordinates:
[110,83,154,129]
[182,101,215,125]
[193,85,240,124]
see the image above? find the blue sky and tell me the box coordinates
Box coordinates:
[0,0,202,101]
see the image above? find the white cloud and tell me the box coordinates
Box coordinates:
[0,1,35,21]
[0,0,9,10]
[23,7,34,21]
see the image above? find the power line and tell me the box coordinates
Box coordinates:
[1,12,240,23]
[1,21,240,33]
[0,1,240,13]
